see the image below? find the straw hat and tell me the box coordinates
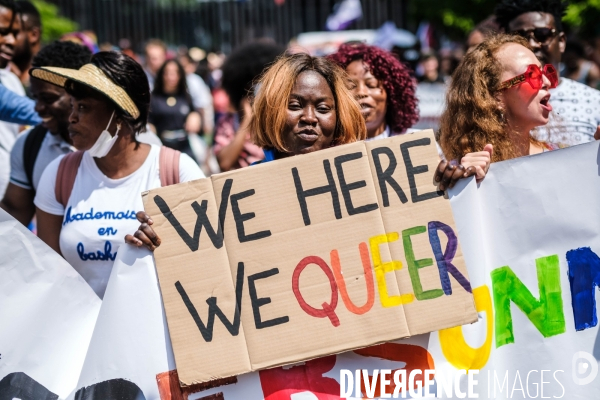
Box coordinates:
[30,63,140,119]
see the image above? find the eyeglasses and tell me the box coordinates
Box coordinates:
[498,64,558,91]
[514,28,557,46]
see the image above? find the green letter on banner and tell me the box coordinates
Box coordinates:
[403,226,443,301]
[491,255,565,348]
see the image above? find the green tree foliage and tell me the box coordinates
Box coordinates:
[409,0,600,39]
[408,0,496,38]
[32,0,78,43]
[564,0,600,37]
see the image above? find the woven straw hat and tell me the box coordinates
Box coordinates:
[30,63,140,119]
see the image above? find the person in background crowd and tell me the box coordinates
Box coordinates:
[149,59,200,161]
[495,0,600,146]
[0,83,40,125]
[439,48,463,82]
[439,34,557,178]
[328,43,418,140]
[1,42,90,223]
[562,40,600,89]
[61,31,99,54]
[1,41,91,226]
[179,52,214,138]
[143,38,166,90]
[467,16,500,53]
[213,41,284,171]
[413,53,447,131]
[0,0,25,197]
[31,51,204,298]
[418,52,444,84]
[10,0,40,90]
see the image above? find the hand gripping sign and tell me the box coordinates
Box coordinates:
[143,130,477,386]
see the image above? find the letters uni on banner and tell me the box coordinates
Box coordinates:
[143,130,477,385]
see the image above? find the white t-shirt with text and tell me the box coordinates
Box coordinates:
[34,144,204,298]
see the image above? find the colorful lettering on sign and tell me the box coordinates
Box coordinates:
[438,285,493,370]
[403,226,444,301]
[491,255,566,348]
[370,233,414,307]
[330,243,375,315]
[291,224,471,326]
[292,256,340,327]
[428,221,472,294]
[566,247,600,331]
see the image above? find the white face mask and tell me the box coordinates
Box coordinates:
[87,111,121,158]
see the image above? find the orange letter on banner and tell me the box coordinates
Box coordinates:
[438,285,493,370]
[355,343,435,397]
[330,243,375,315]
[370,233,414,307]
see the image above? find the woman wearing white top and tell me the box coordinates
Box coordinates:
[32,51,204,298]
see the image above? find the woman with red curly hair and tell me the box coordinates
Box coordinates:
[328,43,419,140]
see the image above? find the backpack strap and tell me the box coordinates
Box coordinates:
[23,124,48,191]
[159,146,180,187]
[55,151,84,208]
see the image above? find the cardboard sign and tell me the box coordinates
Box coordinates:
[144,130,477,386]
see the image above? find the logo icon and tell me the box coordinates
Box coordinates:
[572,351,599,385]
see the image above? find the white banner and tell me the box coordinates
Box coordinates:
[0,209,100,399]
[69,246,176,399]
[4,141,600,399]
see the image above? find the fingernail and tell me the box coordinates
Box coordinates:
[148,218,153,224]
[449,159,458,167]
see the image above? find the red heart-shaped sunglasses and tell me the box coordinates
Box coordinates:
[498,64,558,91]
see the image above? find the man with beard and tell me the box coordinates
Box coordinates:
[10,1,41,91]
[0,41,91,225]
[495,0,600,146]
[0,0,25,197]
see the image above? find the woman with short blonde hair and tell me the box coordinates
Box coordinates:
[251,53,366,157]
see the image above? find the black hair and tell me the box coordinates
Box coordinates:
[152,59,191,105]
[65,51,150,135]
[495,0,569,32]
[32,40,91,69]
[16,0,39,29]
[0,0,16,12]
[565,39,585,58]
[221,41,285,110]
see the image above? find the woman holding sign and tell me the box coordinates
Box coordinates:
[127,54,367,249]
[439,34,559,167]
[32,52,204,298]
[128,54,479,249]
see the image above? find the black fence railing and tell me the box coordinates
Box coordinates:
[48,0,407,53]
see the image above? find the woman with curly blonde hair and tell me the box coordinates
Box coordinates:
[439,34,558,178]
